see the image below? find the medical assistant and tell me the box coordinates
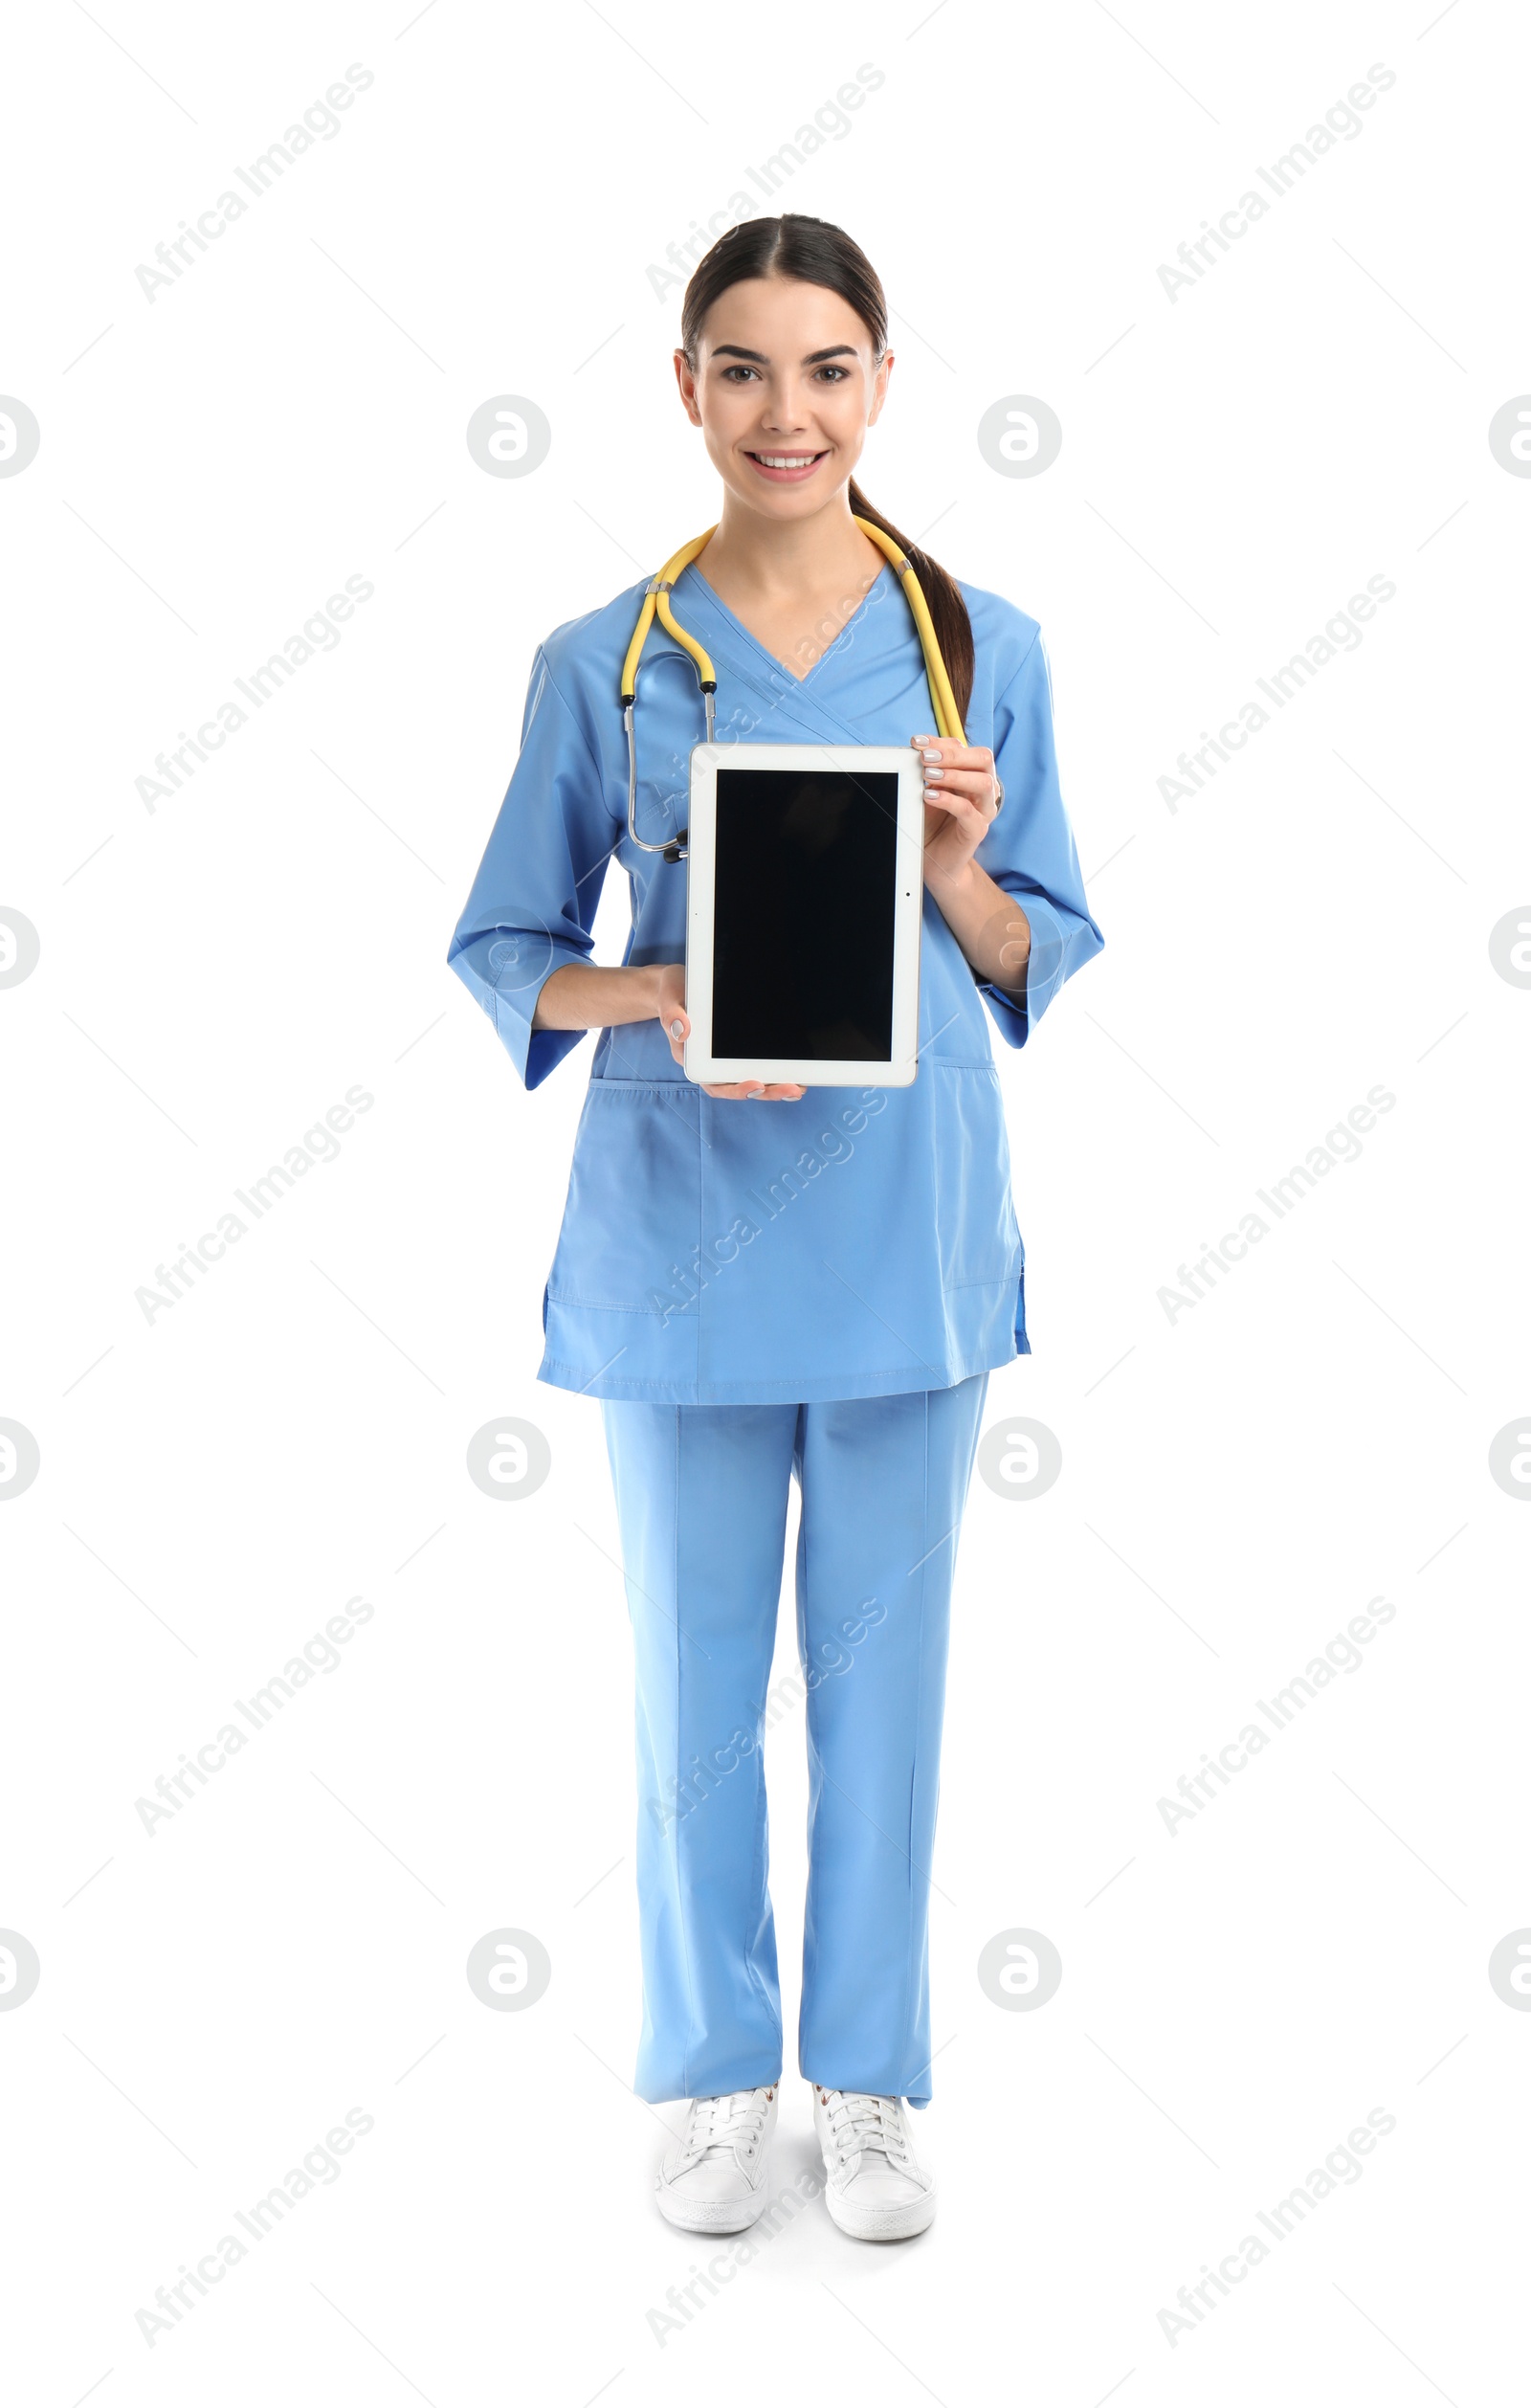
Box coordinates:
[447,562,1104,1405]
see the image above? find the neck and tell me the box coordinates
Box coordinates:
[699,489,881,601]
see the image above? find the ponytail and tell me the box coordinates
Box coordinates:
[846,479,974,725]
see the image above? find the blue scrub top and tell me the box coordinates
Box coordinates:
[448,559,1104,1405]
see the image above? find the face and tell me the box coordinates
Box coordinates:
[674,277,893,521]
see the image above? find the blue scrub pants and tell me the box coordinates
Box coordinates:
[600,1373,988,2107]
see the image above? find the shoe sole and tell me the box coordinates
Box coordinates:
[655,2181,770,2236]
[824,2186,937,2242]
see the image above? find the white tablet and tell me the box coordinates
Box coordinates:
[682,743,925,1089]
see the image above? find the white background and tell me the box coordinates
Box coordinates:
[3,0,1527,2399]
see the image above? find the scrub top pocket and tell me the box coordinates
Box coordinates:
[546,1078,703,1312]
[930,1060,1025,1291]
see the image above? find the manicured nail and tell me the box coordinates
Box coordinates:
[670,1018,685,1037]
[921,748,942,764]
[925,768,943,781]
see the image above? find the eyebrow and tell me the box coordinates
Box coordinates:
[710,344,859,366]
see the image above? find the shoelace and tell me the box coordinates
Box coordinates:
[679,2088,772,2166]
[820,2090,912,2170]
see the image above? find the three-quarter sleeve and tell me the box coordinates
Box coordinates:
[973,627,1104,1048]
[447,649,624,1091]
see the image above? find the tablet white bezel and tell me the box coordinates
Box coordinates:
[682,742,925,1089]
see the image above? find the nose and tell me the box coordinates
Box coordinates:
[761,377,811,434]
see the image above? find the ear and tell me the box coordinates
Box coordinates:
[673,348,703,428]
[865,347,895,430]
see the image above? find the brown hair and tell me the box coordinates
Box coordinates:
[678,213,975,723]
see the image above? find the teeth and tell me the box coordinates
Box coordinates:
[755,454,818,468]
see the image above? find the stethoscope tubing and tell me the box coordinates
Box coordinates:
[621,518,966,862]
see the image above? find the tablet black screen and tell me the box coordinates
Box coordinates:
[710,766,901,1059]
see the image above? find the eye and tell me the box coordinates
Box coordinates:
[815,365,850,383]
[721,364,759,383]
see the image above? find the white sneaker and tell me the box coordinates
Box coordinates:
[812,2085,937,2241]
[655,2085,779,2233]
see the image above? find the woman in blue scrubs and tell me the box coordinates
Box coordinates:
[449,213,1102,2242]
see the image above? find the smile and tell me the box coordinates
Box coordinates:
[744,450,830,481]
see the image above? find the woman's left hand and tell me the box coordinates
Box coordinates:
[912,734,1002,888]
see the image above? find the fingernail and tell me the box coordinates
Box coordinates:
[670,1018,685,1037]
[925,769,943,781]
[921,748,942,764]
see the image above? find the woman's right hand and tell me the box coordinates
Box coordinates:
[654,964,805,1101]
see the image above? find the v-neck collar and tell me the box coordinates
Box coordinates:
[680,559,893,690]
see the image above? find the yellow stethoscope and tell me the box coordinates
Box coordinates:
[621,517,968,861]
